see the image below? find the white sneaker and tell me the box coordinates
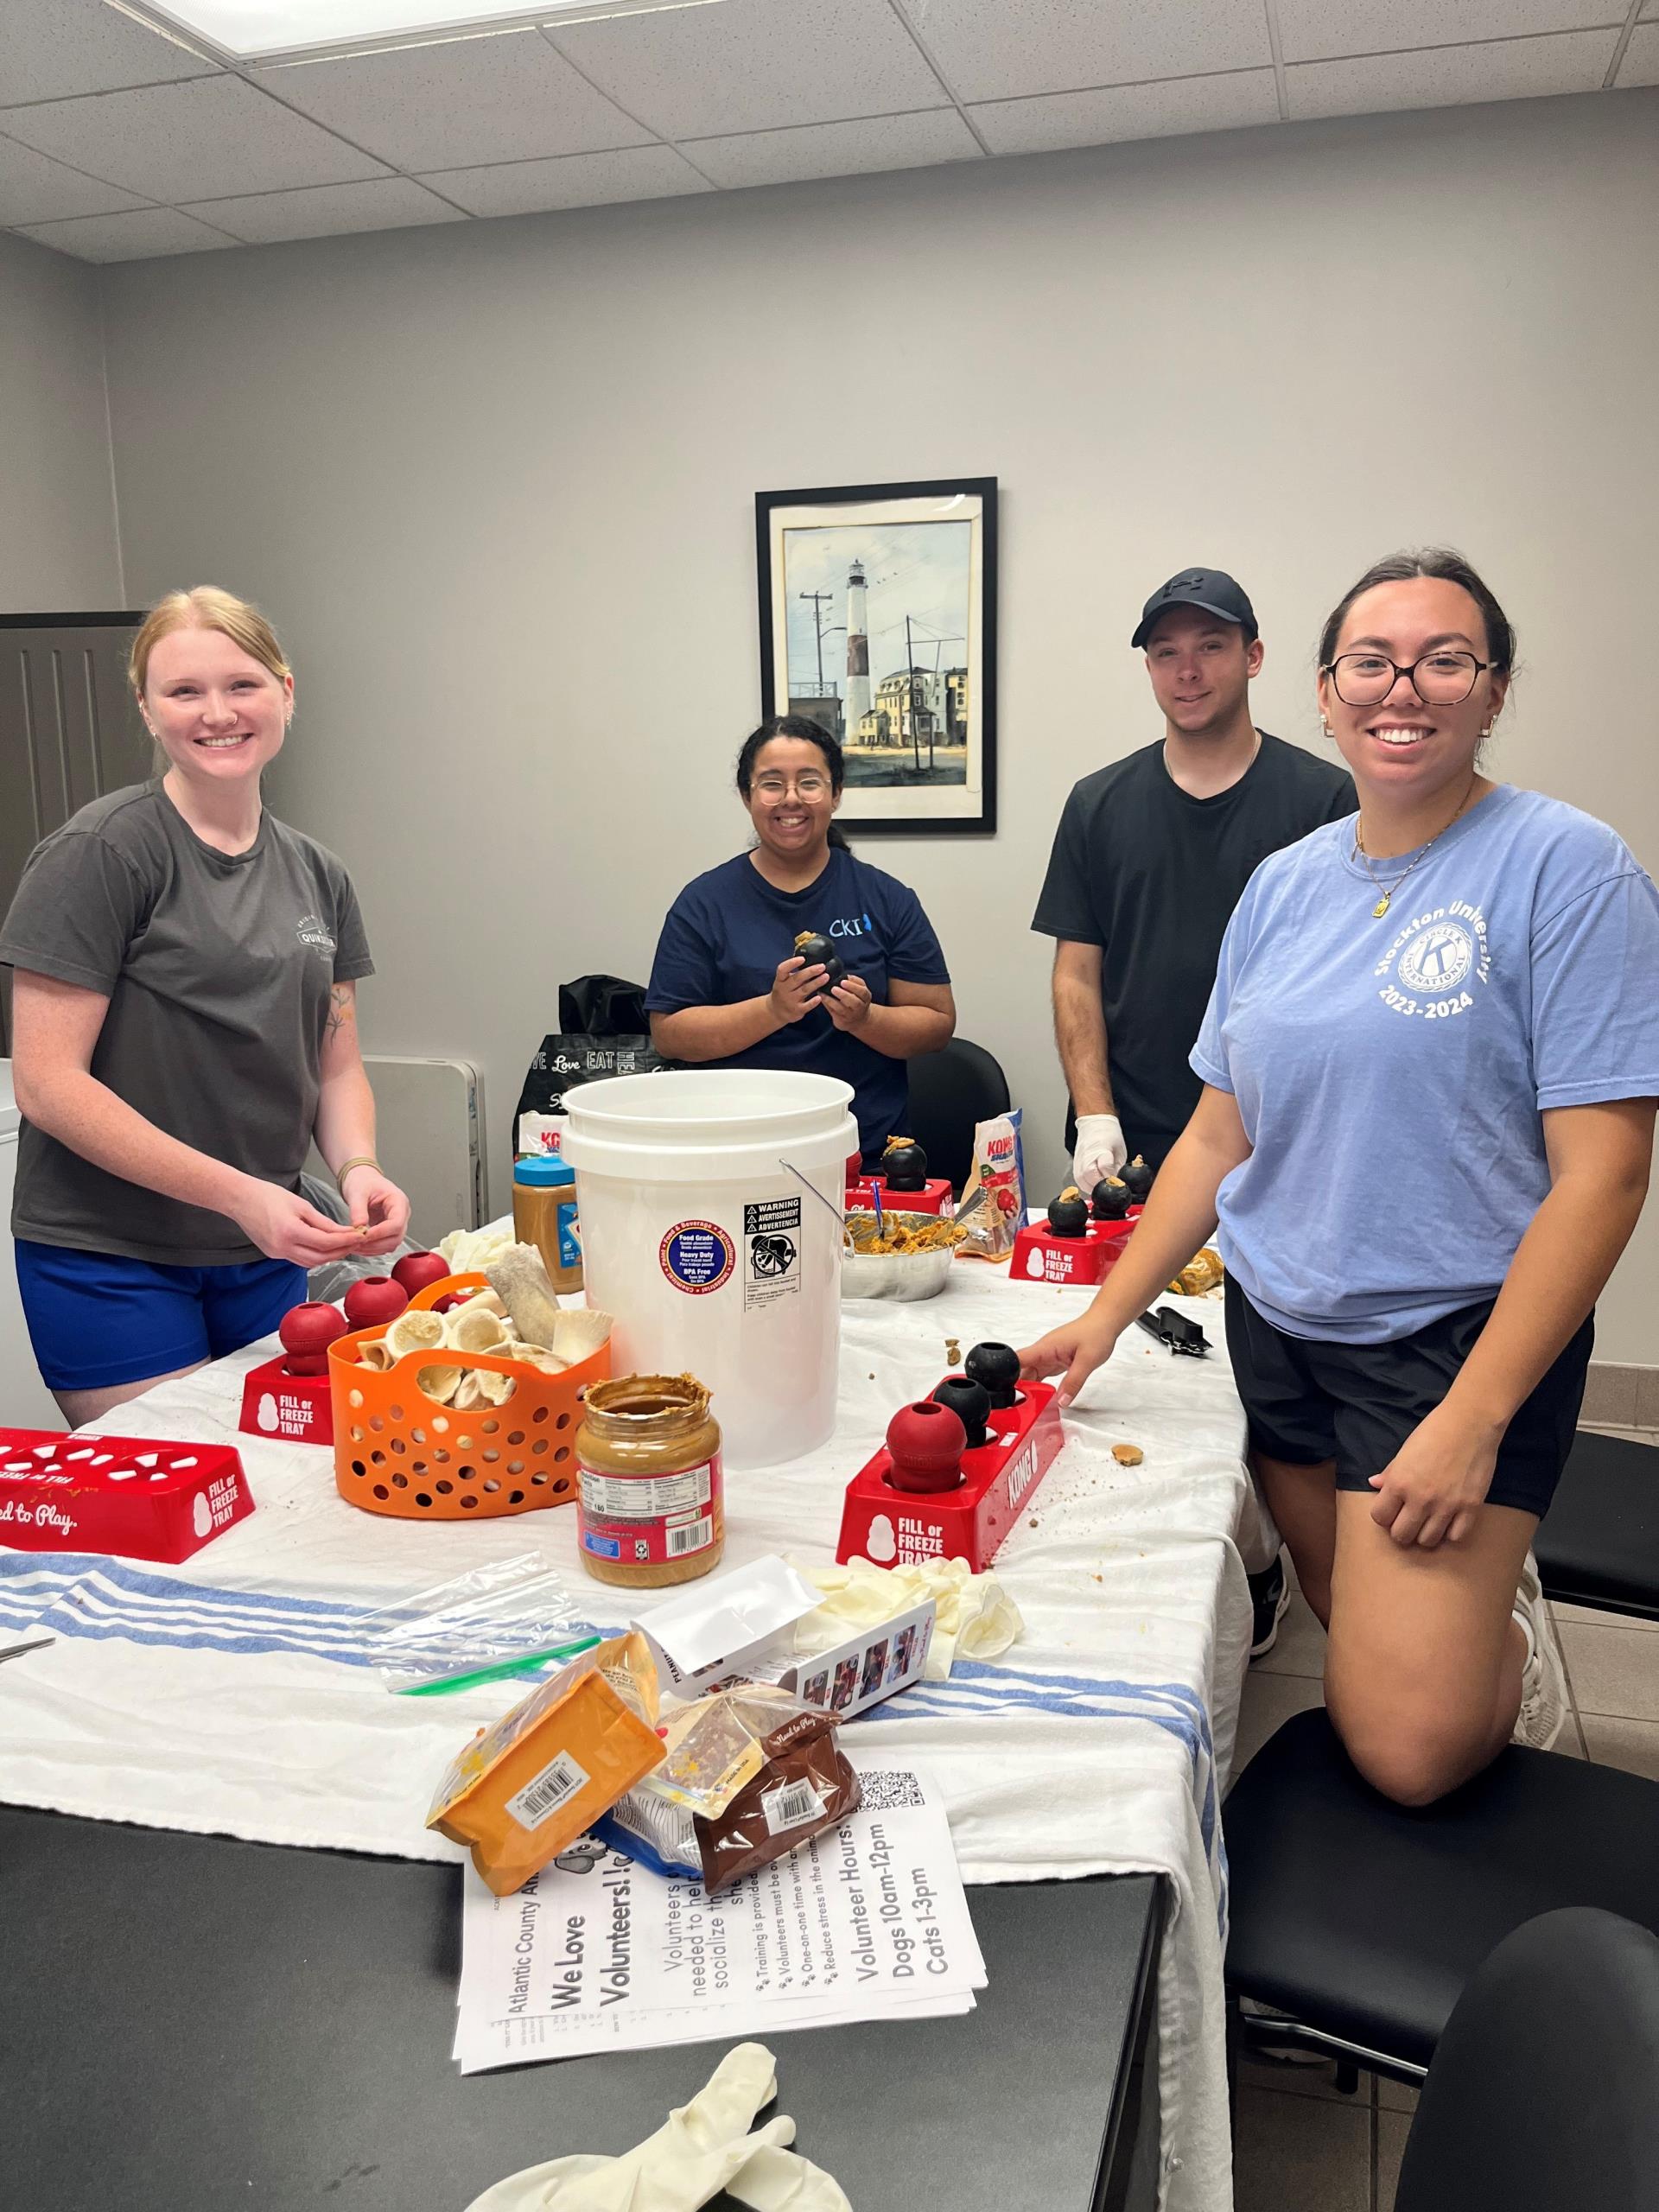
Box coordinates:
[1510,1551,1567,1751]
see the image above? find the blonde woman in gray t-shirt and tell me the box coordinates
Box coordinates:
[1,588,410,1427]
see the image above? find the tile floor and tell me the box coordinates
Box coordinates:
[1228,1428,1659,2210]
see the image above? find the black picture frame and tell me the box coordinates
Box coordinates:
[756,475,998,836]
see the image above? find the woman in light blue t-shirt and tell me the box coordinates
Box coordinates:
[1019,549,1659,1808]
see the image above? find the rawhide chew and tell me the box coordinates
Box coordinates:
[485,1244,564,1348]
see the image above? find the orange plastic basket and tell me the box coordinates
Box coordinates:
[328,1273,610,1522]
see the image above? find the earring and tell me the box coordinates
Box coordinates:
[1480,724,1492,738]
[1320,720,1333,738]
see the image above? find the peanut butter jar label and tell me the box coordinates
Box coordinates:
[579,1455,721,1568]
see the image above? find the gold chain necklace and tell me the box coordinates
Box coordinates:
[1353,779,1478,919]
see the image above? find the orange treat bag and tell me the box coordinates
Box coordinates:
[426,1630,664,1895]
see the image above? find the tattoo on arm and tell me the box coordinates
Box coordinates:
[325,985,353,1043]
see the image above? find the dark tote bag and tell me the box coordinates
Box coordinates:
[513,976,673,1139]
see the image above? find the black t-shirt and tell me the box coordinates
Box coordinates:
[1031,733,1356,1154]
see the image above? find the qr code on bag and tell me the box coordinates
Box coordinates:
[855,1770,925,1811]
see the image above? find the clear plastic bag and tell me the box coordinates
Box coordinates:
[358,1552,596,1695]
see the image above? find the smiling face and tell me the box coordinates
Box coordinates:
[1318,576,1508,809]
[743,735,841,862]
[139,624,292,788]
[1143,606,1263,737]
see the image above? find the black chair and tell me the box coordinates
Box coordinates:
[1532,1429,1659,1623]
[1224,1708,1659,2086]
[1396,1908,1659,2212]
[903,1038,1011,1195]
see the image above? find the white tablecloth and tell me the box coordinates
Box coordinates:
[0,1262,1260,2212]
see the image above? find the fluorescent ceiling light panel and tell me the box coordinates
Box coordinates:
[124,0,716,63]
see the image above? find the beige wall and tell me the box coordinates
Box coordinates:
[99,87,1659,1358]
[0,232,123,610]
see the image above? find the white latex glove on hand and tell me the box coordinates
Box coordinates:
[463,2044,850,2212]
[1071,1113,1127,1192]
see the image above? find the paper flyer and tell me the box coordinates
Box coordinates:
[453,1758,983,2072]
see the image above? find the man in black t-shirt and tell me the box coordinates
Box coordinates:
[1033,568,1355,1185]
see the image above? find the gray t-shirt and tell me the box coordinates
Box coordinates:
[0,779,372,1266]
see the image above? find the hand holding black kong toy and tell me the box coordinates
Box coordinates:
[931,1373,991,1449]
[964,1340,1020,1409]
[1046,1186,1089,1238]
[1090,1178,1131,1221]
[881,1136,929,1192]
[792,930,846,992]
[1121,1156,1154,1203]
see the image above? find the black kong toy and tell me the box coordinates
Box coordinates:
[1046,1187,1090,1238]
[881,1137,929,1192]
[1090,1179,1131,1221]
[931,1374,991,1451]
[1121,1156,1154,1203]
[793,930,846,992]
[963,1340,1020,1410]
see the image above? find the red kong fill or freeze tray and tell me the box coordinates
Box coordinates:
[837,1378,1065,1573]
[1008,1209,1141,1287]
[239,1356,334,1446]
[0,1427,253,1561]
[846,1174,957,1218]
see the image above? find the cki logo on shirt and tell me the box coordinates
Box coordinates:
[1373,900,1492,1023]
[829,914,875,938]
[295,912,337,954]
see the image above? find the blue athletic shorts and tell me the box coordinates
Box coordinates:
[14,1239,307,1394]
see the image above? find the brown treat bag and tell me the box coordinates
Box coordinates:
[696,1706,861,1894]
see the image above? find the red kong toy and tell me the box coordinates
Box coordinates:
[885,1400,967,1495]
[342,1275,410,1331]
[391,1250,451,1297]
[277,1301,348,1376]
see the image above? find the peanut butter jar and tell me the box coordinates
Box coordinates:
[575,1374,723,1588]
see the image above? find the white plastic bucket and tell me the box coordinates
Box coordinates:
[561,1070,856,1470]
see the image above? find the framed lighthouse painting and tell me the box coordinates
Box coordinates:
[756,476,998,836]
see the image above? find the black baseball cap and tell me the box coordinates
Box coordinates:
[1131,568,1258,649]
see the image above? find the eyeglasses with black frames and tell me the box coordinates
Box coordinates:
[1323,651,1491,707]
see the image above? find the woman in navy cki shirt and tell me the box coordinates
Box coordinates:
[646,717,956,1163]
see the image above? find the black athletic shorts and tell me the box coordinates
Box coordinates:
[1223,1274,1594,1522]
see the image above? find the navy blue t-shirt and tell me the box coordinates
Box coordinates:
[645,848,950,1163]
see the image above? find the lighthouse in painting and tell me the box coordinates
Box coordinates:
[844,560,871,744]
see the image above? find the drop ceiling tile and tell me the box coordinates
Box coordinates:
[2,73,390,201]
[181,175,466,243]
[1277,1,1623,65]
[0,133,151,225]
[1287,28,1619,118]
[550,0,946,139]
[0,0,216,109]
[16,206,237,264]
[685,106,980,188]
[417,143,711,215]
[1619,24,1659,81]
[973,67,1279,155]
[893,0,1270,105]
[264,28,651,171]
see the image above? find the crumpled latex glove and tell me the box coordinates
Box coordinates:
[790,1556,1023,1681]
[1071,1112,1127,1193]
[462,2044,850,2212]
[727,2141,851,2209]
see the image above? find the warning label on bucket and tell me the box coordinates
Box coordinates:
[743,1197,802,1313]
[660,1220,736,1294]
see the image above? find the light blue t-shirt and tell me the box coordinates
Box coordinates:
[1191,785,1659,1343]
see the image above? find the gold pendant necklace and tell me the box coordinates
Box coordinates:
[1355,779,1478,918]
